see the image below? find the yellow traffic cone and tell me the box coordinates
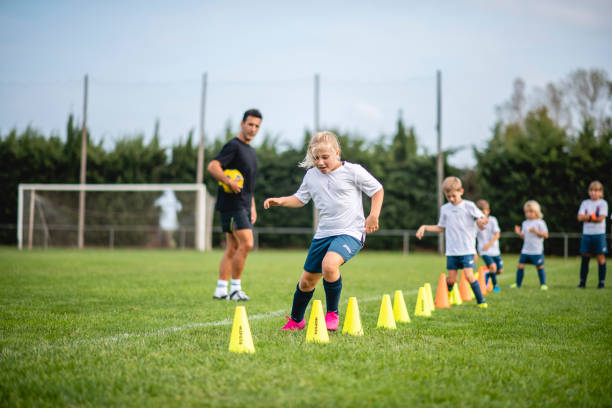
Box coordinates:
[414,287,432,317]
[377,294,397,329]
[342,296,364,336]
[424,283,435,312]
[393,290,411,323]
[306,299,329,343]
[450,283,463,305]
[228,306,255,354]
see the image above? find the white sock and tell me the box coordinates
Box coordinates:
[215,280,228,296]
[230,279,241,293]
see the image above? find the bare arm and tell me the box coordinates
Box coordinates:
[514,225,524,239]
[416,225,444,240]
[251,197,257,224]
[483,231,500,251]
[207,160,242,194]
[529,227,549,239]
[263,195,306,209]
[365,188,384,234]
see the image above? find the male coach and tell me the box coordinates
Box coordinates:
[207,109,262,301]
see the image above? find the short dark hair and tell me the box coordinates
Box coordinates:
[242,109,262,122]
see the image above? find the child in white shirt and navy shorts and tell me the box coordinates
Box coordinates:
[511,200,549,290]
[264,131,384,331]
[476,199,504,293]
[416,176,489,308]
[577,181,608,289]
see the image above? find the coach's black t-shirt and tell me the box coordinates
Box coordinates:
[213,137,258,212]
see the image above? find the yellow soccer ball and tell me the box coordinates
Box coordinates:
[219,169,244,193]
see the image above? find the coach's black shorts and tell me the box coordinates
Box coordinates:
[220,209,252,233]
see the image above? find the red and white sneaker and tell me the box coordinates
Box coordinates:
[325,311,339,331]
[281,316,305,331]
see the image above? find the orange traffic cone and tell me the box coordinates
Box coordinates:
[477,266,488,295]
[459,270,473,301]
[435,273,451,309]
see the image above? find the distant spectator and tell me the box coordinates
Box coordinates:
[154,190,182,248]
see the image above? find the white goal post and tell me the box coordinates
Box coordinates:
[17,183,213,251]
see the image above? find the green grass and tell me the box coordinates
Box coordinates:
[1,247,611,407]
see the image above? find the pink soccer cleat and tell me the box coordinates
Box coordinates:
[282,316,305,331]
[325,311,339,331]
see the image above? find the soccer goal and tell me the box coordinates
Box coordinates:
[17,184,215,251]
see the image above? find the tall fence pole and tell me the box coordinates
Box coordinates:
[77,74,89,249]
[436,70,444,254]
[313,73,320,232]
[196,72,208,251]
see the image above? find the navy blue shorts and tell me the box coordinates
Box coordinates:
[220,209,252,233]
[519,253,545,267]
[446,254,475,270]
[580,234,608,255]
[481,255,504,271]
[303,235,363,273]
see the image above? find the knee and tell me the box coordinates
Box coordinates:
[489,264,497,274]
[447,277,457,286]
[299,276,316,292]
[517,264,524,269]
[238,239,254,253]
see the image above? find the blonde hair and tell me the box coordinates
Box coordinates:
[524,200,543,219]
[298,131,341,168]
[442,176,462,193]
[476,199,490,212]
[589,180,604,194]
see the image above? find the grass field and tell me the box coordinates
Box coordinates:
[1,247,611,407]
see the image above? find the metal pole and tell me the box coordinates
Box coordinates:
[436,70,444,255]
[313,73,320,232]
[564,234,568,261]
[196,72,208,251]
[78,74,88,249]
[17,185,23,249]
[28,190,35,250]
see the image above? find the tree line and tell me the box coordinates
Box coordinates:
[1,68,610,253]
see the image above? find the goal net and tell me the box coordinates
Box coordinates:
[17,184,215,251]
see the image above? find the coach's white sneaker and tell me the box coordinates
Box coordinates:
[229,290,250,301]
[213,288,228,300]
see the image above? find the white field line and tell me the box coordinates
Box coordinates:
[80,290,421,346]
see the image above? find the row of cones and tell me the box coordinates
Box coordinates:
[229,267,493,353]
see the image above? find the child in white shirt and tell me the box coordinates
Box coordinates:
[511,200,549,290]
[416,176,489,308]
[264,131,384,331]
[577,181,608,289]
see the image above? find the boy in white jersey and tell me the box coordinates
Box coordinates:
[264,131,384,331]
[476,200,504,293]
[416,177,489,308]
[511,200,549,290]
[577,181,608,289]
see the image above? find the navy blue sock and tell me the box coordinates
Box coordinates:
[291,283,314,323]
[470,281,485,304]
[447,279,453,292]
[580,256,590,285]
[599,263,607,285]
[537,268,546,285]
[323,276,342,313]
[489,272,498,287]
[516,268,525,287]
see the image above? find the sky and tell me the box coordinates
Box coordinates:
[1,0,611,167]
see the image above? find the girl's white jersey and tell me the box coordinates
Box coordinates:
[520,219,548,255]
[578,199,608,235]
[294,162,383,242]
[476,215,501,256]
[437,200,485,256]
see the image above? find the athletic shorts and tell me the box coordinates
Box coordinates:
[580,234,608,255]
[446,254,475,270]
[481,255,504,272]
[519,253,545,266]
[303,235,363,274]
[220,209,252,233]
